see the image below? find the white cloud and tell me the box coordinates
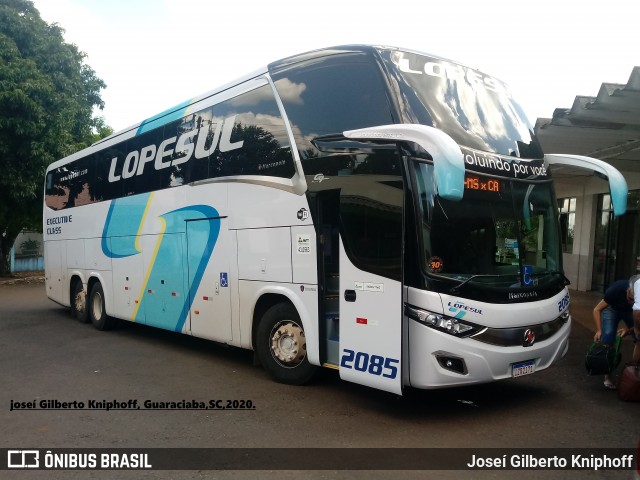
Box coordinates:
[32,0,640,132]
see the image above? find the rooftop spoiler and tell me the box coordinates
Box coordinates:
[545,154,628,216]
[344,124,465,201]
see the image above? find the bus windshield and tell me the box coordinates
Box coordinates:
[413,162,563,291]
[382,48,543,159]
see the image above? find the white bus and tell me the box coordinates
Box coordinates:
[44,45,628,394]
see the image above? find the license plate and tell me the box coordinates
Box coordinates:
[512,360,535,378]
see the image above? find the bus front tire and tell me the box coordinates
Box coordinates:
[256,303,317,385]
[71,280,89,323]
[89,283,116,331]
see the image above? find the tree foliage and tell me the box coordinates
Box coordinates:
[0,0,107,273]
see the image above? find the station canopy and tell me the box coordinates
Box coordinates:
[535,66,640,180]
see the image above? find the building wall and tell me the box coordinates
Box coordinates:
[554,169,640,291]
[10,230,44,273]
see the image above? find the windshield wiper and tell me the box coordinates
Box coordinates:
[433,271,569,295]
[449,274,504,294]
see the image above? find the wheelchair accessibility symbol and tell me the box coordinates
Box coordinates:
[220,272,228,288]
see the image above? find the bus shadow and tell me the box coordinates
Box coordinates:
[50,307,558,419]
[113,318,257,366]
[310,367,557,420]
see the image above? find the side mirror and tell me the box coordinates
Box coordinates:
[545,154,628,216]
[344,124,465,201]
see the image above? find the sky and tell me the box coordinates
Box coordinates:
[33,0,640,133]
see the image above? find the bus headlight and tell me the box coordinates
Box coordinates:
[405,304,484,337]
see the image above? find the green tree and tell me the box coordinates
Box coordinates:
[0,0,107,274]
[89,115,113,144]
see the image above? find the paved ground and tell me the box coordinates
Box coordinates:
[0,270,45,286]
[0,276,637,479]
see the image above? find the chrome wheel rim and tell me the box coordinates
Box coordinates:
[269,321,306,368]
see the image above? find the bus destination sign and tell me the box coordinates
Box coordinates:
[461,146,549,180]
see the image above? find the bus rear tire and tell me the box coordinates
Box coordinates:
[256,303,317,385]
[89,282,116,331]
[71,280,89,323]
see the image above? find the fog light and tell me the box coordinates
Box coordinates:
[436,354,467,374]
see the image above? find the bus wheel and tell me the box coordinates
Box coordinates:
[256,303,317,385]
[71,280,89,323]
[89,282,116,331]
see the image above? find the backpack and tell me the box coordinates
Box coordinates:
[585,336,622,375]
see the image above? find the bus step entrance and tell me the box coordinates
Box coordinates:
[325,273,339,295]
[324,290,340,366]
[325,312,340,366]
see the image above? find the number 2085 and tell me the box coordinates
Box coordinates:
[340,349,399,379]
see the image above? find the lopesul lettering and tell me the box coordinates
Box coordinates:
[395,54,510,96]
[107,115,242,183]
[448,301,483,315]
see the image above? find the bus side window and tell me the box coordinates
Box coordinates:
[271,52,394,166]
[207,84,295,179]
[93,147,124,203]
[272,53,401,279]
[44,169,67,211]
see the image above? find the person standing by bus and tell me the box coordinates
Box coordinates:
[632,275,640,363]
[593,276,637,389]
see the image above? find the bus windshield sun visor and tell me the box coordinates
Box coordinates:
[544,154,628,216]
[344,124,465,201]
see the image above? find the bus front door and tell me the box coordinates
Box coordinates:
[338,238,403,394]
